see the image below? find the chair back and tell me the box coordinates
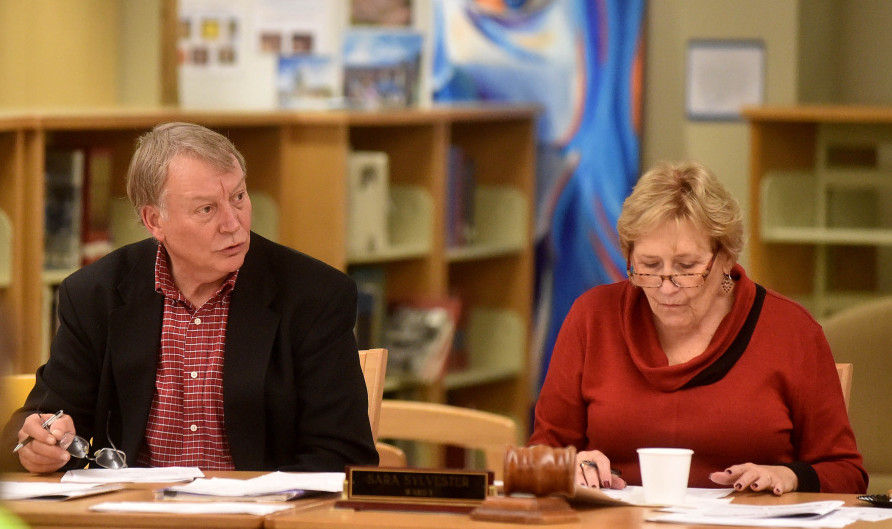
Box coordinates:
[376,399,518,480]
[822,298,892,493]
[358,349,387,440]
[835,362,853,411]
[1,374,35,423]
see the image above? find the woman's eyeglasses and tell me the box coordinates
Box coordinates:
[627,252,717,289]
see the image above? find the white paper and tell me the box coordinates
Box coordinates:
[695,500,844,519]
[89,501,293,516]
[649,500,867,528]
[61,467,204,483]
[576,485,734,507]
[163,471,345,497]
[651,511,850,528]
[0,481,123,501]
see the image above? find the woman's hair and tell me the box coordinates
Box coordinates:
[617,160,744,260]
[126,122,247,213]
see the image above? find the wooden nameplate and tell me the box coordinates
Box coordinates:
[470,496,579,524]
[335,466,492,514]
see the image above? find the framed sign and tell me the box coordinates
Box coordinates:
[686,39,765,121]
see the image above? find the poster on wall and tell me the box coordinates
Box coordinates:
[179,0,344,109]
[178,7,242,70]
[431,0,646,401]
[686,39,765,121]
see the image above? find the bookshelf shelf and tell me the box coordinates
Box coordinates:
[0,104,537,434]
[745,105,892,317]
[347,185,433,264]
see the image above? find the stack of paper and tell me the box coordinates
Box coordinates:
[156,471,345,502]
[0,481,123,501]
[648,499,892,527]
[61,466,204,483]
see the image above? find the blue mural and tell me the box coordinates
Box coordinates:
[432,0,645,406]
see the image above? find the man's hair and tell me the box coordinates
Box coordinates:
[617,160,744,261]
[126,122,247,213]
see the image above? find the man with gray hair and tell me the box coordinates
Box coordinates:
[3,122,378,473]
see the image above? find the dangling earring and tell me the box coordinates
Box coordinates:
[721,273,734,293]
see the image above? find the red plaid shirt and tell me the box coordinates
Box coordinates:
[136,244,237,470]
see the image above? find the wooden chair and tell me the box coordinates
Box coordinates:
[357,348,388,440]
[835,362,853,412]
[3,350,386,443]
[822,298,892,493]
[1,373,35,423]
[375,399,518,480]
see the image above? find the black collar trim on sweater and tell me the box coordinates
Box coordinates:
[682,284,766,389]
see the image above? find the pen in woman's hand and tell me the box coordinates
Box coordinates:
[12,410,64,453]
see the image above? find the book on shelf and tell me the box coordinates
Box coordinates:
[347,151,390,255]
[384,297,461,383]
[81,147,114,265]
[351,265,387,350]
[44,149,85,271]
[446,146,477,248]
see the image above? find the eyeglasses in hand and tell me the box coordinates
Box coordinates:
[57,414,127,469]
[59,432,127,469]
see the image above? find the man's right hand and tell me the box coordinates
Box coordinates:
[15,412,72,473]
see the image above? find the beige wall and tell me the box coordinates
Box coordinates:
[836,0,892,104]
[0,0,120,107]
[642,0,830,268]
[0,0,160,109]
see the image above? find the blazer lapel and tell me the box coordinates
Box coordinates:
[223,236,279,469]
[108,242,163,461]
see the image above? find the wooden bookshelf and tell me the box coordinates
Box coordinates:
[744,105,892,317]
[0,105,537,433]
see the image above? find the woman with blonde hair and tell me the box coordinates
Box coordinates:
[530,160,866,495]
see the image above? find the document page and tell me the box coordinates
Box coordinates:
[158,471,345,501]
[0,481,123,501]
[61,467,204,483]
[573,485,733,507]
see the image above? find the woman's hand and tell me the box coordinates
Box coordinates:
[575,450,627,490]
[15,412,73,474]
[709,463,798,495]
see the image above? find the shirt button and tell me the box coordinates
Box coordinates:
[193,317,202,325]
[190,424,198,432]
[190,371,198,379]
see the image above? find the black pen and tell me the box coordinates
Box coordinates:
[12,410,64,453]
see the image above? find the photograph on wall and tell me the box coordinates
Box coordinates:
[342,30,423,108]
[253,0,341,56]
[277,54,341,109]
[351,0,413,27]
[178,9,241,69]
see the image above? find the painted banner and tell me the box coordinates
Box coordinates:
[432,0,645,407]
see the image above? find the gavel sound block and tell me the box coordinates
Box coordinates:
[470,445,580,524]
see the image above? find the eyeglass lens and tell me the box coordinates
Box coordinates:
[59,433,127,469]
[631,274,705,288]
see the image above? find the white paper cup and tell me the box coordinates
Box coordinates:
[637,448,693,505]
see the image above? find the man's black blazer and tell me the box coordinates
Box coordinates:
[1,233,378,471]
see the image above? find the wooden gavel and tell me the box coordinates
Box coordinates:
[502,445,576,497]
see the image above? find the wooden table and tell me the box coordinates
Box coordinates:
[2,471,331,529]
[4,472,891,529]
[266,492,892,529]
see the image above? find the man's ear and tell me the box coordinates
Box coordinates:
[140,205,165,242]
